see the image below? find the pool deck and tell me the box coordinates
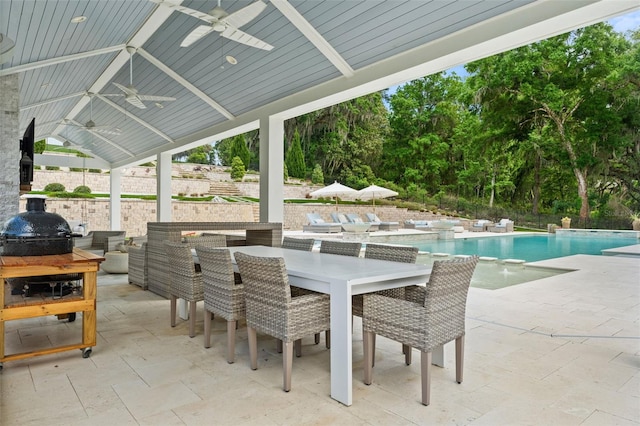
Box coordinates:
[2,231,639,425]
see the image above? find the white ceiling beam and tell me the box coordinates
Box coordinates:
[20,91,85,111]
[66,118,135,157]
[95,94,175,143]
[136,47,234,120]
[0,44,125,77]
[51,1,185,140]
[271,0,354,78]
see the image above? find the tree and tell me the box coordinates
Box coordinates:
[230,156,245,181]
[311,164,324,184]
[467,23,632,220]
[173,144,213,164]
[285,130,306,178]
[383,73,467,197]
[230,135,251,169]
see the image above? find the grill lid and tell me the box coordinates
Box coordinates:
[0,195,74,256]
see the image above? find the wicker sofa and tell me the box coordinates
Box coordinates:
[74,230,126,255]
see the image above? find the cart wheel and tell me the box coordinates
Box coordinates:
[82,348,92,358]
[68,313,76,322]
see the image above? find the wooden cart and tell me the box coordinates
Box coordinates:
[0,248,103,367]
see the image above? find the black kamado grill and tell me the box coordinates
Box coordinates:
[1,195,82,308]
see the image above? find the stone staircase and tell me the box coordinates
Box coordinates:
[208,181,243,197]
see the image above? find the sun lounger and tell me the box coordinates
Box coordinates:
[365,213,399,231]
[404,219,434,230]
[345,214,379,231]
[303,213,341,233]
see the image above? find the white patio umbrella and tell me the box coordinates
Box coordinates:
[309,181,358,210]
[356,184,398,212]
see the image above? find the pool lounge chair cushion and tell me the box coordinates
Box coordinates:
[303,213,341,233]
[365,213,399,231]
[345,214,379,232]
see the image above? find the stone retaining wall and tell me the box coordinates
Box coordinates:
[30,166,468,237]
[33,168,320,199]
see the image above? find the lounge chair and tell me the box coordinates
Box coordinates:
[303,213,341,233]
[330,212,370,232]
[345,213,379,232]
[365,213,399,231]
[404,219,434,230]
[488,219,514,233]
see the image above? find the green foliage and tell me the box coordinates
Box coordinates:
[230,156,246,181]
[140,162,155,167]
[285,130,306,178]
[311,164,324,184]
[45,166,60,171]
[283,163,289,182]
[70,167,84,172]
[73,185,91,194]
[186,151,208,164]
[173,144,213,164]
[34,139,46,154]
[48,191,94,199]
[44,182,65,192]
[88,168,102,173]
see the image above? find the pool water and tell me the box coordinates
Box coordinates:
[408,234,634,262]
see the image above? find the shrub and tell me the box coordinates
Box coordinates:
[44,182,65,192]
[311,164,324,184]
[70,167,84,172]
[230,156,246,181]
[88,168,102,173]
[45,166,60,171]
[73,185,92,194]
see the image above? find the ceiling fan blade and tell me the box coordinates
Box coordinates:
[221,27,273,51]
[125,96,148,109]
[113,82,138,96]
[181,25,216,47]
[137,95,176,102]
[154,1,218,24]
[91,127,122,136]
[224,1,267,29]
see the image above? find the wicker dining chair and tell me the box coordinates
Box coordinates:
[362,255,479,405]
[352,244,419,317]
[281,236,315,251]
[319,240,362,257]
[235,252,331,392]
[164,241,205,338]
[195,246,245,363]
[182,234,227,249]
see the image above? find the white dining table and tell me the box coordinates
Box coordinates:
[222,245,432,406]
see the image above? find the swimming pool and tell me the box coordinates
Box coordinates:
[407,234,635,262]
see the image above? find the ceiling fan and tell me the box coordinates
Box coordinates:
[154,0,273,50]
[61,94,122,136]
[111,46,177,109]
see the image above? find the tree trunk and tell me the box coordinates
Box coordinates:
[575,168,589,221]
[531,152,541,215]
[489,172,496,208]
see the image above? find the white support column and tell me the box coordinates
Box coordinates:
[156,152,172,221]
[109,168,122,230]
[259,116,284,223]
